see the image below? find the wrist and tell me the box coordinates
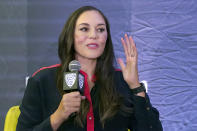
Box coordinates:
[135,92,145,97]
[129,82,141,89]
[50,110,67,130]
[130,82,146,97]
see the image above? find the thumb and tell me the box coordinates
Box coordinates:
[81,96,86,100]
[117,58,125,71]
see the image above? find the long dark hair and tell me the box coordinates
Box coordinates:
[57,6,123,128]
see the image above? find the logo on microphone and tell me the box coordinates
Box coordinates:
[65,73,76,87]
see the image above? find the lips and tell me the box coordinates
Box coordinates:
[87,43,99,49]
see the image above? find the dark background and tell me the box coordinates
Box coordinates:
[0,0,197,130]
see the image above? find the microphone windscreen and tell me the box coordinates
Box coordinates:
[69,60,81,72]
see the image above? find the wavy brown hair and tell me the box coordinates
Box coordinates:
[57,6,125,128]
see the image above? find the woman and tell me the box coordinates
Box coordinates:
[17,6,163,131]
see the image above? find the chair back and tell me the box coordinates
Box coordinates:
[4,105,20,131]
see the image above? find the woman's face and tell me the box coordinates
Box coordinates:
[74,10,108,60]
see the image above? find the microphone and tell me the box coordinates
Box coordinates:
[63,60,85,95]
[63,60,85,118]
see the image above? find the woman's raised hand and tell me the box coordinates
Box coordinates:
[117,34,140,89]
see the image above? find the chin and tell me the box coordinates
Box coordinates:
[86,54,102,60]
[87,55,101,60]
[76,51,104,60]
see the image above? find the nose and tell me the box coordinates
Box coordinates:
[89,29,97,39]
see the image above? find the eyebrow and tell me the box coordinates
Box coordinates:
[78,23,106,26]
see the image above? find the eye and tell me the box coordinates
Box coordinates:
[97,28,105,32]
[80,27,88,32]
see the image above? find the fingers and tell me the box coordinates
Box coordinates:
[129,36,134,56]
[129,36,137,56]
[117,58,125,71]
[125,34,132,57]
[121,37,129,58]
[55,91,86,121]
[63,91,84,103]
[121,34,136,58]
[62,92,85,114]
[68,91,81,97]
[81,95,86,100]
[66,101,81,108]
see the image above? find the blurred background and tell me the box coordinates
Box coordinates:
[0,0,197,130]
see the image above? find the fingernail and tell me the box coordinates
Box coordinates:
[81,96,86,99]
